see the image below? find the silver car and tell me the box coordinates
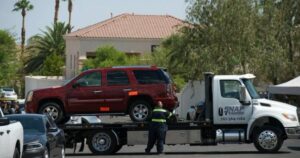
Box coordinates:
[0,87,18,100]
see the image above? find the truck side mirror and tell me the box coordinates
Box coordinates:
[239,86,250,105]
[0,117,10,126]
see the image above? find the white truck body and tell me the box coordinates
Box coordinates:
[211,74,300,140]
[0,109,24,158]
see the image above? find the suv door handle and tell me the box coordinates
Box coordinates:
[0,131,3,136]
[123,89,132,92]
[6,130,10,134]
[93,90,102,94]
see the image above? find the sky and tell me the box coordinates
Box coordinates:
[0,0,188,43]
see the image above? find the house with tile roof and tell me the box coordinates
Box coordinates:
[64,13,184,79]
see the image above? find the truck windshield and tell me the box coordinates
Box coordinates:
[242,79,260,99]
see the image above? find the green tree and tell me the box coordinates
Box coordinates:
[40,53,64,76]
[25,22,68,74]
[83,46,136,69]
[0,30,19,86]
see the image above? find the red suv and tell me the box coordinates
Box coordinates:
[25,66,178,123]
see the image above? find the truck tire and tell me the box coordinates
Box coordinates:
[87,130,118,155]
[129,100,152,122]
[39,102,65,124]
[253,126,284,153]
[13,147,20,158]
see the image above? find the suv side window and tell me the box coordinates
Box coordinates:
[133,70,166,84]
[220,80,241,100]
[107,71,129,85]
[76,71,101,86]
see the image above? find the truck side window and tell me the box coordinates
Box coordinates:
[76,71,101,86]
[107,71,129,85]
[220,80,241,100]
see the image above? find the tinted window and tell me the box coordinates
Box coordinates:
[76,71,101,86]
[133,70,168,84]
[107,71,129,85]
[7,116,45,133]
[220,80,241,99]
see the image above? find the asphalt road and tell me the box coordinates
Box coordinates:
[65,139,300,158]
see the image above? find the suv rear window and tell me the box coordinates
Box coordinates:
[133,70,170,84]
[107,71,129,85]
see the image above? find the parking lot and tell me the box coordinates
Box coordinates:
[66,139,300,158]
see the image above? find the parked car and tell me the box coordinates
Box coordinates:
[0,108,23,158]
[0,87,18,101]
[6,114,65,158]
[25,66,179,123]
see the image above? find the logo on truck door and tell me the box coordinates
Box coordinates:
[218,106,246,121]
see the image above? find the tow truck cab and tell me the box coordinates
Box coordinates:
[203,73,300,146]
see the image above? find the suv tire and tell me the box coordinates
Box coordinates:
[129,100,152,122]
[38,102,65,124]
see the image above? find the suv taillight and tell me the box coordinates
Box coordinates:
[166,84,176,96]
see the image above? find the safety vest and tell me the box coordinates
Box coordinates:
[151,107,172,123]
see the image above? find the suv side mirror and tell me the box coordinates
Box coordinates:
[0,117,10,126]
[239,86,251,105]
[72,80,88,88]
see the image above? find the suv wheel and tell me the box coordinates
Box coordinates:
[129,100,152,122]
[39,102,65,124]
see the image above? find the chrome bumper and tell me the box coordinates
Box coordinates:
[285,126,300,139]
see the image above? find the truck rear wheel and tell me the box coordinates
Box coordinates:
[39,102,66,124]
[87,130,117,155]
[253,126,283,153]
[129,100,152,122]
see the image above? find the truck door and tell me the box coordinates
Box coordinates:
[213,80,253,125]
[67,71,105,113]
[104,70,131,112]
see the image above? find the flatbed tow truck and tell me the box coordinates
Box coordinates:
[59,73,300,154]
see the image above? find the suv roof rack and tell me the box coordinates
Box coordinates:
[111,65,156,68]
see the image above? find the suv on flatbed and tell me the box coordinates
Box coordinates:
[25,66,178,123]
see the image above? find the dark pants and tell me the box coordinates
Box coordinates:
[145,123,167,153]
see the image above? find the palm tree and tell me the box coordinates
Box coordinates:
[13,0,33,97]
[67,0,73,33]
[13,0,33,67]
[25,22,68,73]
[54,0,60,23]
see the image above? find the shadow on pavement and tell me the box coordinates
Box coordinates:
[288,146,300,151]
[66,151,290,156]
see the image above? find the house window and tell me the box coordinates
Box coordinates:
[86,52,96,59]
[151,45,159,52]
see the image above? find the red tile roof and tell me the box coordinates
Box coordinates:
[66,13,184,39]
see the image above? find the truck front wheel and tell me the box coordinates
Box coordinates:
[87,130,118,155]
[39,102,66,124]
[253,126,284,153]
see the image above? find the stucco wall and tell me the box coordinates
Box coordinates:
[65,37,161,79]
[25,76,64,96]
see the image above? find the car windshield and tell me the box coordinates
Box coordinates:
[2,88,13,92]
[7,116,45,134]
[242,79,260,99]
